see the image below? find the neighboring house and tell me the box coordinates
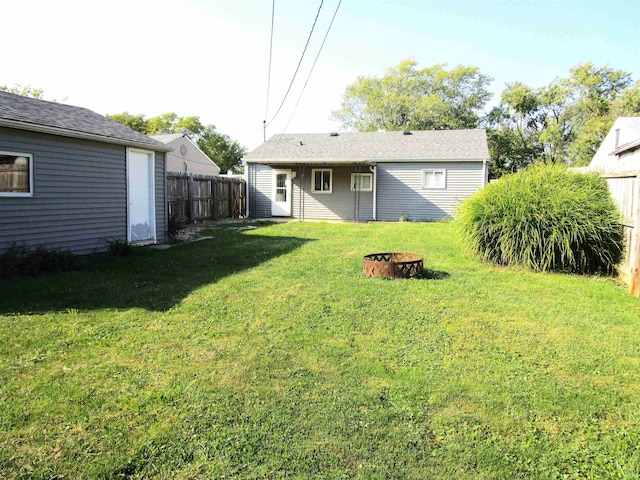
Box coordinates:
[589,117,640,173]
[0,91,171,255]
[584,117,640,289]
[150,133,220,176]
[244,130,489,221]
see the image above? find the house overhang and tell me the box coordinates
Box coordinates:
[244,157,487,165]
[244,158,370,166]
[0,119,173,152]
[610,137,640,156]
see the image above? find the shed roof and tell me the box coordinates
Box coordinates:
[244,130,489,164]
[0,91,170,151]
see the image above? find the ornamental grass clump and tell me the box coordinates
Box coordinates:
[458,164,624,274]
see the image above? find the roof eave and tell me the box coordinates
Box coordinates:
[244,157,487,164]
[0,119,173,152]
[610,138,640,156]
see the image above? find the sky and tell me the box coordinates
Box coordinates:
[4,0,639,150]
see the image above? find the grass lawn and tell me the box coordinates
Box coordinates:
[1,221,640,479]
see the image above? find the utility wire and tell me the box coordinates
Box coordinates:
[264,0,275,122]
[282,0,342,134]
[265,0,324,128]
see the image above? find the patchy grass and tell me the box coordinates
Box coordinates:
[1,221,639,479]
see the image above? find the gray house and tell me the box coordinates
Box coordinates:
[0,91,171,255]
[244,130,489,221]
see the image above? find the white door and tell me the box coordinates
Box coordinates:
[127,149,156,244]
[271,170,292,216]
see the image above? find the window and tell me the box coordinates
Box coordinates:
[350,173,373,191]
[422,169,446,189]
[312,168,332,193]
[0,151,33,196]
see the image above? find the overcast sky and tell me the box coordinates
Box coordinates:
[4,0,639,150]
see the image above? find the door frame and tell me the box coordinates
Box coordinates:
[126,148,156,244]
[271,169,292,217]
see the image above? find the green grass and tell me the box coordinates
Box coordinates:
[1,221,640,479]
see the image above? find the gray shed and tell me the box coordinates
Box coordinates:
[244,130,489,221]
[0,91,171,255]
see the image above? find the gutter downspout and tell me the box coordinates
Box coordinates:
[369,164,377,221]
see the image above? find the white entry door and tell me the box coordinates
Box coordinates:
[271,170,292,216]
[127,149,156,244]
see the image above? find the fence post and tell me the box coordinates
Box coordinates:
[187,175,194,223]
[630,173,640,297]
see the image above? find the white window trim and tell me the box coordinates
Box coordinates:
[0,150,34,197]
[422,169,447,190]
[350,172,373,192]
[311,168,333,194]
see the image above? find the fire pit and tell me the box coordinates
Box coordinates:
[363,252,424,279]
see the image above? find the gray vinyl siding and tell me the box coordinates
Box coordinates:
[248,163,273,218]
[155,151,167,243]
[292,166,373,221]
[0,127,166,254]
[376,161,484,221]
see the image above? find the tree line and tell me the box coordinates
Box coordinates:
[331,59,640,177]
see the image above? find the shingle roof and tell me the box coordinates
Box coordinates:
[0,91,169,151]
[244,130,489,163]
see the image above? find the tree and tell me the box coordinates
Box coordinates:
[0,84,44,99]
[487,63,636,174]
[197,125,247,173]
[331,59,493,131]
[611,81,640,117]
[105,112,148,133]
[145,113,203,136]
[486,82,545,177]
[107,111,247,172]
[0,84,67,103]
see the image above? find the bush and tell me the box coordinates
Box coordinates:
[105,238,133,257]
[0,245,76,279]
[458,164,624,274]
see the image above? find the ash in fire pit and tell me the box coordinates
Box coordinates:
[363,252,423,279]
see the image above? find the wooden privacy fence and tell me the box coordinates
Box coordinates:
[167,174,246,225]
[0,161,29,193]
[600,170,640,296]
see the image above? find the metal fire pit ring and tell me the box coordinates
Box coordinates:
[363,252,424,279]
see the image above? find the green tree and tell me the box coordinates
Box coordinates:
[0,84,44,99]
[197,125,247,173]
[105,112,149,133]
[488,63,636,174]
[107,112,246,172]
[486,82,545,177]
[611,81,640,117]
[331,59,493,131]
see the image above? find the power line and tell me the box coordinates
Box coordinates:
[282,0,343,134]
[265,0,324,128]
[264,0,275,124]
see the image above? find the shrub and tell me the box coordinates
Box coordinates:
[458,164,624,274]
[105,238,133,257]
[0,244,76,279]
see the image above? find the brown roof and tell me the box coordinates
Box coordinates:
[245,130,489,164]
